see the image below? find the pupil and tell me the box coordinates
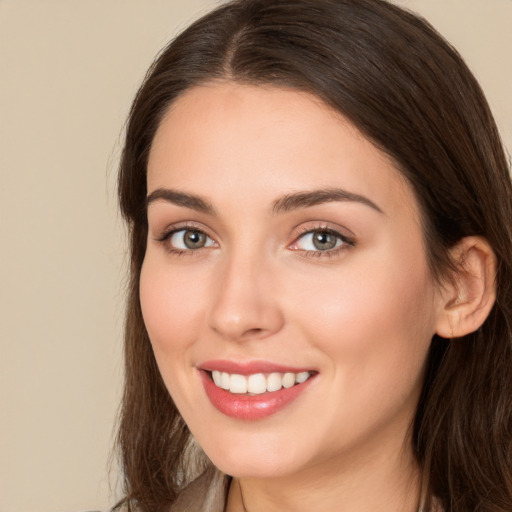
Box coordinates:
[184,230,205,249]
[313,231,336,250]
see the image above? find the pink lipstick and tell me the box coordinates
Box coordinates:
[199,360,316,420]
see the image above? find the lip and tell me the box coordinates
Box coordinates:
[199,359,314,375]
[198,361,317,421]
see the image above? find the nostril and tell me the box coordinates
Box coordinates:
[244,327,264,337]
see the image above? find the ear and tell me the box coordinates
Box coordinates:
[435,236,497,339]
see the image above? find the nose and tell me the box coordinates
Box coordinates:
[207,253,285,342]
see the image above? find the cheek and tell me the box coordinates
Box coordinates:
[139,254,215,416]
[139,254,207,359]
[289,247,436,392]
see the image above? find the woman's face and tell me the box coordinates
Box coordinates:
[141,82,443,479]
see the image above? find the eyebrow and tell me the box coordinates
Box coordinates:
[146,188,214,214]
[272,188,384,215]
[146,186,383,216]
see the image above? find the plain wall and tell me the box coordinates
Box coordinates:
[0,1,510,511]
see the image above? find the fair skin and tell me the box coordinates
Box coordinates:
[140,82,496,511]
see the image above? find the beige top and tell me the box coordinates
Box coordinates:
[167,465,442,511]
[169,466,230,512]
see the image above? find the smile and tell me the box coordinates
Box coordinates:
[199,362,317,420]
[211,370,312,395]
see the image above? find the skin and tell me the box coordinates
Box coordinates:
[141,82,449,511]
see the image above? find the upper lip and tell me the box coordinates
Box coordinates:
[199,359,315,375]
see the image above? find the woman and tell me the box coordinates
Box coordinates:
[114,0,512,510]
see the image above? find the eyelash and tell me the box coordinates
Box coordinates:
[155,223,356,258]
[290,225,355,259]
[155,223,216,257]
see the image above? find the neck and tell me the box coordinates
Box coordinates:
[226,440,421,512]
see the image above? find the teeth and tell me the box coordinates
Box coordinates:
[282,372,295,388]
[212,370,222,387]
[229,374,247,394]
[267,372,282,392]
[210,370,312,394]
[220,371,230,390]
[295,371,309,384]
[247,373,267,394]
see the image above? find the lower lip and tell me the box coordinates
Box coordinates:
[200,370,315,420]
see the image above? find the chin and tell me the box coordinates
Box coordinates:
[211,456,300,480]
[198,430,312,479]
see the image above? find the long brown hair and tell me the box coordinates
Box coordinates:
[115,1,512,510]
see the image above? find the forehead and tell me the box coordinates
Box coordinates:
[147,82,416,219]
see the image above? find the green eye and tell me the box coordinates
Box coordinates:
[294,230,346,251]
[311,231,338,250]
[170,229,215,250]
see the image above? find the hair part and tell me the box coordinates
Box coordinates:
[115,1,512,510]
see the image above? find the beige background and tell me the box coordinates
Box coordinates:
[0,1,510,511]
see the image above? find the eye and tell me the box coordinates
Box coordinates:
[291,229,352,252]
[168,229,216,250]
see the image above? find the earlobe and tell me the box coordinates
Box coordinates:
[435,237,497,339]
